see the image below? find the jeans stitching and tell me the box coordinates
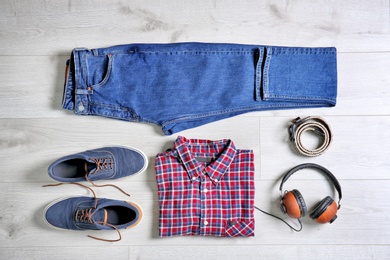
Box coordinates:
[89,55,113,89]
[88,101,138,121]
[74,51,89,114]
[255,48,263,101]
[161,102,326,127]
[266,94,336,103]
[137,51,255,55]
[263,50,272,98]
[268,47,336,55]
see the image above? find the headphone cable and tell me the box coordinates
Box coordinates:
[254,206,302,232]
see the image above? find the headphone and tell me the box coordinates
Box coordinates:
[279,163,342,224]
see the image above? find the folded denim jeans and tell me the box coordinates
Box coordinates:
[62,42,337,135]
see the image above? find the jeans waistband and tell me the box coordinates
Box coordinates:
[62,48,94,112]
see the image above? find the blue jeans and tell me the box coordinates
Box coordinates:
[62,42,337,135]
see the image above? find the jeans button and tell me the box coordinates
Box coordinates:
[78,103,85,112]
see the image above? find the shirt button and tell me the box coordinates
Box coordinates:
[214,179,219,183]
[191,177,196,181]
[204,221,209,226]
[203,188,208,193]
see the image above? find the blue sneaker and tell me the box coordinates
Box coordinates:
[44,196,143,242]
[47,146,148,195]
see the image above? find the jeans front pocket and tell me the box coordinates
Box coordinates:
[225,220,255,237]
[86,54,113,88]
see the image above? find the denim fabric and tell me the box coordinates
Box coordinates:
[62,42,337,135]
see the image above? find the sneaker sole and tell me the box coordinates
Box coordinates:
[125,200,144,229]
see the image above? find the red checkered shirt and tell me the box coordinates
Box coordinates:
[155,136,255,237]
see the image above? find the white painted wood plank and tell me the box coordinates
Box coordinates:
[0,247,130,260]
[1,116,389,182]
[260,116,390,180]
[0,55,69,119]
[0,52,389,118]
[0,0,389,55]
[2,245,389,260]
[129,245,390,260]
[0,0,390,258]
[0,117,260,182]
[0,179,389,247]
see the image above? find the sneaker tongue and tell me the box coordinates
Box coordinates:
[86,162,96,172]
[92,208,109,225]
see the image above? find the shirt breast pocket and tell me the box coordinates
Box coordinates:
[224,220,255,237]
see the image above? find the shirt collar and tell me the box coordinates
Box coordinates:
[174,136,237,185]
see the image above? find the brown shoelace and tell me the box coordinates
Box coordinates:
[43,182,122,242]
[84,157,130,196]
[46,157,130,196]
[43,182,99,207]
[89,158,114,173]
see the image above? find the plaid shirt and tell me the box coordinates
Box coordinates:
[155,136,255,237]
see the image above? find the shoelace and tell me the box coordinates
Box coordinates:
[44,157,129,196]
[288,116,332,157]
[90,158,114,173]
[43,182,98,208]
[75,208,94,223]
[43,182,122,242]
[84,157,130,197]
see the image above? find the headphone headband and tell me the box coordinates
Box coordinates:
[279,163,342,207]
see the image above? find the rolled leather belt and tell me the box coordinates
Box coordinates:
[288,116,332,157]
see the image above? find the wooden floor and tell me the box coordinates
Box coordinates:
[1,0,390,259]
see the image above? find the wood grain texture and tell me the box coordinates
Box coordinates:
[0,0,389,55]
[0,0,389,259]
[0,179,389,248]
[2,245,390,260]
[129,245,390,260]
[260,116,390,180]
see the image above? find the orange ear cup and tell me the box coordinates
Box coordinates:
[281,190,306,219]
[310,196,338,224]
